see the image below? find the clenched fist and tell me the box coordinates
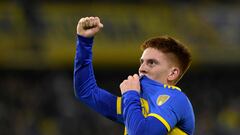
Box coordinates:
[77,16,103,38]
[120,74,141,94]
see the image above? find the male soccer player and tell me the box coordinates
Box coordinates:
[74,16,195,135]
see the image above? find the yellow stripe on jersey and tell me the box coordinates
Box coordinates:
[164,84,181,91]
[124,127,127,135]
[148,113,171,132]
[171,86,181,91]
[140,98,149,117]
[168,127,187,135]
[117,97,122,115]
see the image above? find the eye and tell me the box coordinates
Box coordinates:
[147,59,158,67]
[147,60,155,66]
[149,60,154,65]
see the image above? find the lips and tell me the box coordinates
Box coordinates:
[139,73,145,76]
[139,72,148,77]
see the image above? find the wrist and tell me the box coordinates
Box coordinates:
[121,89,140,95]
[77,34,94,44]
[122,90,140,97]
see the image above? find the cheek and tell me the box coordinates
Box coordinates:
[148,68,161,79]
[153,71,163,80]
[151,67,169,79]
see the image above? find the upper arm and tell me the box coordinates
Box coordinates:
[140,116,168,135]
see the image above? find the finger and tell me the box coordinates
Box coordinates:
[81,18,89,28]
[128,75,133,80]
[89,16,95,20]
[120,79,127,84]
[119,82,123,88]
[84,19,90,27]
[84,17,100,29]
[89,17,96,24]
[95,17,104,28]
[78,18,85,25]
[133,74,139,80]
[99,23,104,28]
[95,17,100,22]
[80,17,90,28]
[120,80,127,88]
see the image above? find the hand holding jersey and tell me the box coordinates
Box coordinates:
[120,74,141,94]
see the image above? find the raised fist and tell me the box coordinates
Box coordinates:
[77,16,103,38]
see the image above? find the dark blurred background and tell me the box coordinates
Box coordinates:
[0,0,239,135]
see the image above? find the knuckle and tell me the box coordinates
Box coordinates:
[121,80,126,85]
[95,17,99,20]
[79,18,84,23]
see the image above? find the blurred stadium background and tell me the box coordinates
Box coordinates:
[0,0,239,135]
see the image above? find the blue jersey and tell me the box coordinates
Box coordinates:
[74,35,195,135]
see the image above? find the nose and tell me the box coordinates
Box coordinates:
[139,63,147,75]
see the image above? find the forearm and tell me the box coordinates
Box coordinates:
[74,35,95,98]
[123,91,167,135]
[74,35,121,121]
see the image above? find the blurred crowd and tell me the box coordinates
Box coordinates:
[0,70,122,135]
[0,66,239,135]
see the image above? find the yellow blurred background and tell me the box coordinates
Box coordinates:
[1,1,240,69]
[0,1,239,135]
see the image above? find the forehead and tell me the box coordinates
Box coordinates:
[141,48,179,66]
[141,48,166,60]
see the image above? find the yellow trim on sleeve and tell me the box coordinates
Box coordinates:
[124,127,127,135]
[117,97,122,115]
[148,113,171,132]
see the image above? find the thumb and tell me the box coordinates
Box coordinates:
[95,17,104,28]
[99,22,104,28]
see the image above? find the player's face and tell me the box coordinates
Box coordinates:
[139,48,173,84]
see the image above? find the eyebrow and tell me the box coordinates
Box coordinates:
[140,58,159,64]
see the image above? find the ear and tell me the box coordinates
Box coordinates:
[167,67,180,82]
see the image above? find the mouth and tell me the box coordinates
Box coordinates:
[139,73,147,77]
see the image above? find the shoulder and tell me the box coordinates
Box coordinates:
[161,85,190,102]
[166,87,192,110]
[156,85,193,115]
[167,88,194,121]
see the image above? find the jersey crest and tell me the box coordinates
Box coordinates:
[157,95,170,106]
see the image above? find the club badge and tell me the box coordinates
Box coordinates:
[157,95,170,106]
